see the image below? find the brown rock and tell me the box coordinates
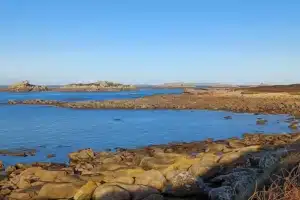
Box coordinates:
[74,181,98,200]
[35,170,67,182]
[135,170,166,190]
[69,148,95,162]
[9,192,32,200]
[188,163,220,179]
[163,171,206,197]
[38,183,81,199]
[47,154,56,158]
[92,184,130,200]
[117,184,160,200]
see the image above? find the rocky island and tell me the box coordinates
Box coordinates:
[1,132,300,199]
[55,81,137,92]
[0,81,49,92]
[0,81,137,93]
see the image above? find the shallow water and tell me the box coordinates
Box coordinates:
[0,89,294,166]
[0,88,182,103]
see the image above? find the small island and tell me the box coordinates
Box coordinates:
[0,80,137,92]
[56,81,137,92]
[0,80,49,92]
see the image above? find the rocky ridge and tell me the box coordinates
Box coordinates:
[2,133,300,200]
[7,89,300,115]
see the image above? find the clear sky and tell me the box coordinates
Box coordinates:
[0,0,299,85]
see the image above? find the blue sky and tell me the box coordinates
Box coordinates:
[0,0,299,85]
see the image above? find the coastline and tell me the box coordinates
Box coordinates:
[1,132,300,199]
[7,89,300,115]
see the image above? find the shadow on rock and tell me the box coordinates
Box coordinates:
[2,133,300,199]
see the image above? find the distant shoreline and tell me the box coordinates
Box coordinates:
[6,87,300,116]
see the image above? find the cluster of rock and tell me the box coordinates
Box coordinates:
[1,133,300,200]
[8,91,300,116]
[7,81,48,92]
[60,81,136,92]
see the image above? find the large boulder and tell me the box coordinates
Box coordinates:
[37,183,82,199]
[163,171,206,197]
[211,170,258,195]
[35,169,67,182]
[92,184,130,200]
[74,181,98,200]
[135,170,166,190]
[69,148,95,162]
[188,163,220,179]
[208,186,235,200]
[117,184,160,200]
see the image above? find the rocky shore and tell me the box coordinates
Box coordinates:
[1,133,300,200]
[8,89,300,115]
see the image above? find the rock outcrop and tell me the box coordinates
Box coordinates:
[59,81,136,92]
[6,81,49,92]
[1,133,300,199]
[7,89,300,115]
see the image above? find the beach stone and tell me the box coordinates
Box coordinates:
[116,176,135,184]
[15,163,30,170]
[112,167,146,178]
[218,152,242,164]
[35,169,67,182]
[19,167,42,177]
[9,192,32,200]
[69,148,95,162]
[163,171,205,197]
[188,163,219,179]
[209,186,235,200]
[74,181,98,200]
[258,152,280,169]
[0,188,12,196]
[117,184,160,200]
[135,169,166,190]
[228,139,246,148]
[211,170,256,194]
[92,184,130,200]
[56,174,86,184]
[199,153,220,165]
[5,166,16,175]
[256,118,268,125]
[205,143,228,153]
[17,176,32,189]
[38,183,81,199]
[139,156,175,170]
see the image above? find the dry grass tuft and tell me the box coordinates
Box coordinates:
[250,164,300,200]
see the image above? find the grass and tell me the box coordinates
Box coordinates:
[249,163,300,200]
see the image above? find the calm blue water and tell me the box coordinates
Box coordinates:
[0,89,293,166]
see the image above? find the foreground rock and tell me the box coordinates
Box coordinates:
[2,133,300,199]
[7,89,300,115]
